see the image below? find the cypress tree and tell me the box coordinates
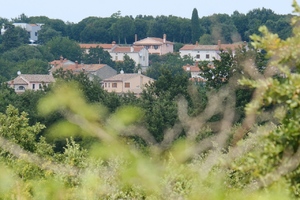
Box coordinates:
[191,8,201,44]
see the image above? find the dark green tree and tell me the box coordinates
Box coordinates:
[45,36,82,61]
[16,59,49,74]
[111,17,135,44]
[37,26,62,44]
[191,8,201,44]
[2,45,44,63]
[115,54,136,73]
[1,25,28,51]
[82,46,115,67]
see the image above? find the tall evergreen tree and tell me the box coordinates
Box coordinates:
[191,8,201,44]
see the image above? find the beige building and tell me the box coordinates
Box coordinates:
[133,34,173,55]
[9,72,55,93]
[103,72,154,96]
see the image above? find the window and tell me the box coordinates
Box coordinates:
[104,83,107,88]
[18,86,25,90]
[112,83,117,88]
[196,54,200,59]
[125,82,130,88]
[35,32,38,36]
[115,56,118,61]
[39,84,42,89]
[32,84,35,89]
[206,54,210,59]
[145,45,150,49]
[153,45,159,50]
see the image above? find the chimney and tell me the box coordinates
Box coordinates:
[75,61,78,68]
[135,34,137,42]
[120,69,124,74]
[60,56,63,63]
[218,40,221,49]
[196,41,198,46]
[163,34,166,43]
[130,46,134,52]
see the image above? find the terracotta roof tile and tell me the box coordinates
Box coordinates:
[111,46,144,53]
[103,73,154,82]
[183,65,201,72]
[79,43,116,49]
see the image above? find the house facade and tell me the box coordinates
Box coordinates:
[110,46,149,67]
[180,41,247,61]
[102,72,154,96]
[9,73,55,93]
[133,34,173,55]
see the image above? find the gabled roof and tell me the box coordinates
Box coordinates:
[134,37,173,46]
[103,73,154,82]
[180,45,217,51]
[111,46,144,53]
[51,63,110,73]
[79,43,116,49]
[13,74,55,84]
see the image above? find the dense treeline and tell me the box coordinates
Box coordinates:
[0,8,293,45]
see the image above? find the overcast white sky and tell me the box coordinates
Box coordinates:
[0,0,295,23]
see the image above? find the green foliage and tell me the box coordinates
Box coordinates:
[115,54,136,73]
[81,46,115,67]
[45,36,82,61]
[111,16,135,44]
[37,26,62,44]
[1,25,28,51]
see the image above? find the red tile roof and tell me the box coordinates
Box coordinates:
[183,65,201,72]
[79,43,116,49]
[180,42,246,51]
[111,46,144,53]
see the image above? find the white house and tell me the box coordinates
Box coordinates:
[13,23,43,42]
[180,41,247,61]
[110,46,149,67]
